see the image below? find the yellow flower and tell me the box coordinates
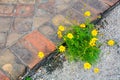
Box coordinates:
[84,11,91,17]
[91,29,98,36]
[38,52,45,59]
[94,68,100,73]
[67,33,73,39]
[80,23,86,28]
[107,40,115,46]
[84,62,91,70]
[89,38,98,47]
[89,41,96,47]
[57,30,63,38]
[58,25,65,31]
[59,45,66,52]
[91,38,98,41]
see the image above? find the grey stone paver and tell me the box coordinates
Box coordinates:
[0,0,119,79]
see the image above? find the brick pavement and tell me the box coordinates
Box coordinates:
[0,0,119,80]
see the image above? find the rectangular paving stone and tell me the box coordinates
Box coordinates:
[23,30,56,55]
[18,0,35,4]
[14,4,34,17]
[62,8,85,24]
[10,30,56,69]
[37,0,55,15]
[0,32,7,48]
[38,23,59,44]
[12,18,32,34]
[0,70,10,80]
[81,0,109,12]
[0,0,17,3]
[6,32,21,47]
[10,41,39,69]
[33,16,50,29]
[0,18,12,32]
[52,14,72,27]
[0,49,26,80]
[0,4,15,16]
[100,0,119,6]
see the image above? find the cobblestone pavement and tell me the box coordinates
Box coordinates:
[0,0,119,80]
[32,4,120,80]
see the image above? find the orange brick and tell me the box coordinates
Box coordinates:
[0,70,10,80]
[12,30,56,69]
[23,30,55,53]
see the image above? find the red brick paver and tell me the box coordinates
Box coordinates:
[0,70,10,80]
[11,30,56,69]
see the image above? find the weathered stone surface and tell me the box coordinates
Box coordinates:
[2,64,13,75]
[101,0,119,6]
[33,16,50,29]
[10,30,56,69]
[82,0,109,12]
[36,0,55,16]
[0,49,25,80]
[62,8,85,24]
[38,24,58,44]
[52,14,72,27]
[22,30,56,55]
[0,18,12,32]
[10,41,39,69]
[0,32,7,48]
[15,4,34,17]
[0,70,10,80]
[13,18,32,34]
[0,0,17,3]
[18,0,35,4]
[0,5,15,16]
[6,32,21,47]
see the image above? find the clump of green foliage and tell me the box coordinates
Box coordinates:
[57,17,101,64]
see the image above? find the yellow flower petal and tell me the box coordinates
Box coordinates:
[38,52,45,59]
[58,25,65,31]
[67,33,73,39]
[84,11,91,17]
[94,68,100,73]
[89,38,98,47]
[57,31,63,39]
[84,62,91,70]
[80,23,86,28]
[107,40,115,46]
[59,45,66,52]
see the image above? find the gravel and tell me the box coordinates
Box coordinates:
[32,5,120,80]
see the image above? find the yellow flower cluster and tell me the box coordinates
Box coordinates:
[89,38,98,47]
[57,25,65,39]
[59,45,66,52]
[84,62,100,73]
[91,29,98,36]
